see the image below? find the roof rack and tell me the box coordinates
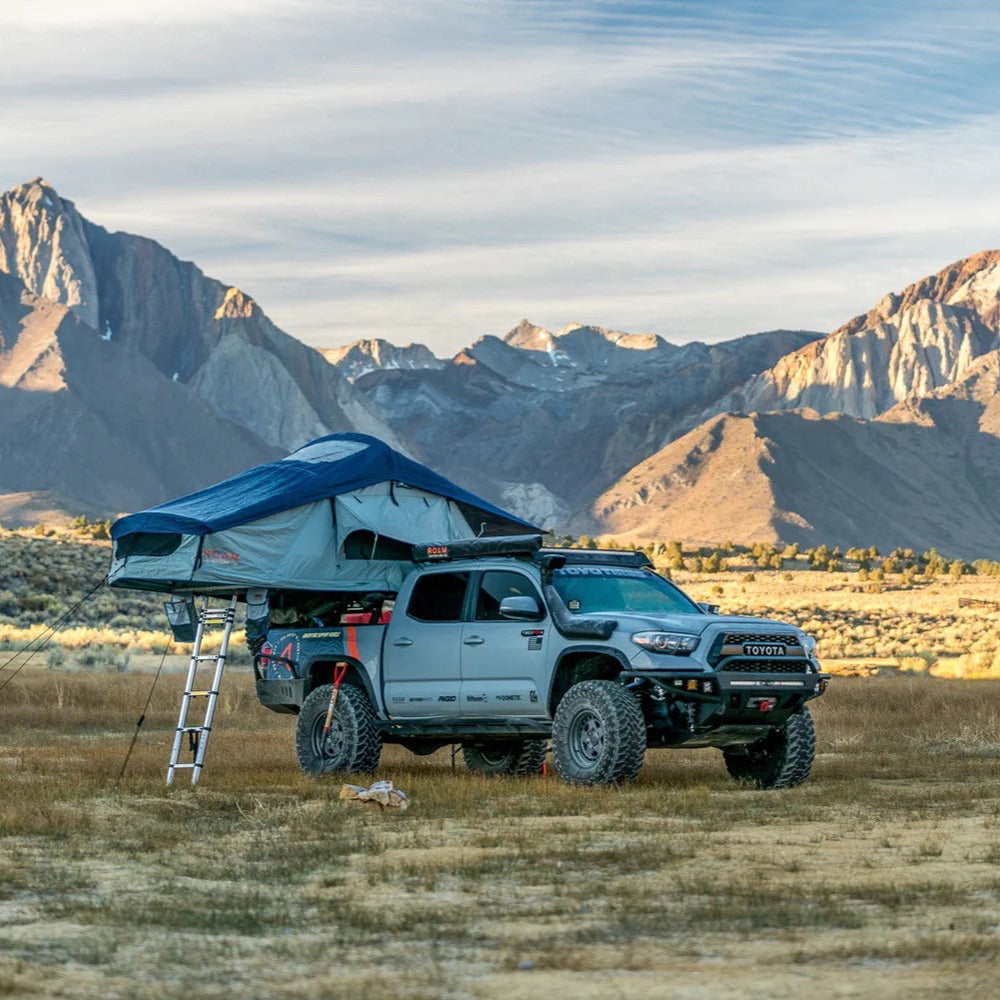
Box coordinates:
[411,536,652,570]
[539,548,653,570]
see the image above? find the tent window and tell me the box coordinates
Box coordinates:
[114,533,183,559]
[342,530,412,561]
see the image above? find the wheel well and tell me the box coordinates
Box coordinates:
[308,659,371,701]
[548,651,623,716]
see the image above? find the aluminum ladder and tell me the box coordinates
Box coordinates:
[167,595,238,786]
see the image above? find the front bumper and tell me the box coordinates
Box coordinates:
[623,668,829,748]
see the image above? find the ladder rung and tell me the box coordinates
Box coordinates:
[167,595,237,786]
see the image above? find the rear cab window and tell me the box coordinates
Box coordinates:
[406,571,471,622]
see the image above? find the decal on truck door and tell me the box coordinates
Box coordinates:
[522,628,544,651]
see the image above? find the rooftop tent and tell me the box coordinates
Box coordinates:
[108,433,541,595]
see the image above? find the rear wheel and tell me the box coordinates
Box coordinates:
[552,680,646,785]
[723,707,815,788]
[295,683,382,776]
[463,740,547,776]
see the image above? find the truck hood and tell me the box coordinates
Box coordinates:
[608,612,800,636]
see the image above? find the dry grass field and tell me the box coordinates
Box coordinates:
[7,564,1000,679]
[676,567,1000,679]
[4,530,1000,996]
[4,527,1000,677]
[1,670,1000,999]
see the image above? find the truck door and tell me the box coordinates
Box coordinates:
[460,569,549,717]
[381,570,469,717]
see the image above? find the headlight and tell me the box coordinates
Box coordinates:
[632,631,699,655]
[801,634,818,656]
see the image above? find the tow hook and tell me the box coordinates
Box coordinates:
[749,696,778,713]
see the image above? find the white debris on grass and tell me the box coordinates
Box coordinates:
[339,779,408,811]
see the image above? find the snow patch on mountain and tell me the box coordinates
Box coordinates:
[323,338,443,382]
[500,481,569,529]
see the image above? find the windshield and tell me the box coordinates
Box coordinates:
[552,566,700,615]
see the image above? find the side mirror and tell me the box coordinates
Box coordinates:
[697,602,720,615]
[499,596,543,620]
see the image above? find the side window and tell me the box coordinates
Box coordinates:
[406,572,471,622]
[475,571,542,621]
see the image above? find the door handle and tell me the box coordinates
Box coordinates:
[392,638,413,647]
[463,636,485,646]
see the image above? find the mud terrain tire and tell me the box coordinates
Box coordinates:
[552,680,646,785]
[463,740,547,776]
[723,706,815,788]
[295,683,382,775]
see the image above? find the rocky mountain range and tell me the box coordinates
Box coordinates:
[578,255,1000,558]
[587,407,1000,559]
[320,339,443,382]
[2,177,1000,557]
[0,180,401,449]
[353,321,819,524]
[712,251,1000,422]
[0,269,280,520]
[0,179,400,517]
[330,255,1000,556]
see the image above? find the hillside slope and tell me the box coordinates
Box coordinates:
[0,270,281,517]
[0,178,414,522]
[712,251,1000,424]
[355,322,820,523]
[588,408,1000,559]
[0,179,401,456]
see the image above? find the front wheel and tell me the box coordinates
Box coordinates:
[723,706,815,788]
[552,680,646,786]
[462,740,547,776]
[295,683,382,776]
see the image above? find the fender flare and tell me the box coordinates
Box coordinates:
[546,644,632,715]
[305,656,379,711]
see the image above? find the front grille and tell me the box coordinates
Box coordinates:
[709,631,803,668]
[723,632,799,647]
[721,659,809,674]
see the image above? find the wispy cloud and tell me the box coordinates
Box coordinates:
[2,1,999,353]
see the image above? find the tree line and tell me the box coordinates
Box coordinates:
[544,536,994,580]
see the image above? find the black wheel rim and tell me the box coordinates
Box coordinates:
[478,745,512,766]
[568,709,604,768]
[311,714,346,762]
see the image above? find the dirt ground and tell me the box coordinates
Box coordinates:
[0,671,999,998]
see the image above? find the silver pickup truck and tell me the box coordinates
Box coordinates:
[253,538,829,787]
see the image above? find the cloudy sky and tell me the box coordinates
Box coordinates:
[3,1,1000,355]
